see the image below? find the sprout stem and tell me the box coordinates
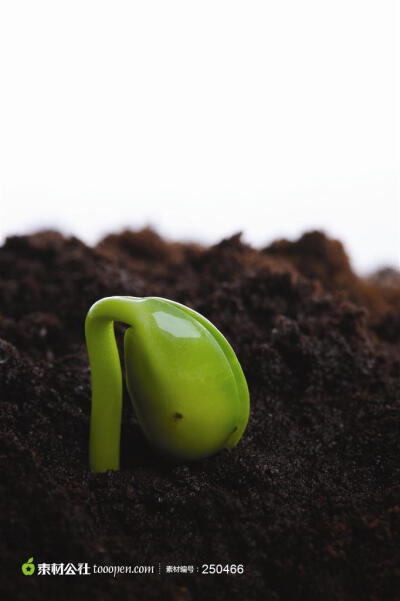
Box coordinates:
[85,296,139,473]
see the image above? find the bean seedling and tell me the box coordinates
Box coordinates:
[85,296,250,472]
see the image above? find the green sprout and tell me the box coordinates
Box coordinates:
[85,296,250,472]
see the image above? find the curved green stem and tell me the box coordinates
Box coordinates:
[85,296,139,473]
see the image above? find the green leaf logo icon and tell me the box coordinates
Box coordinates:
[21,557,35,576]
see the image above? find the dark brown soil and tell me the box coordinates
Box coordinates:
[1,228,400,601]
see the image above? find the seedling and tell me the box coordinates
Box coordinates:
[85,296,250,472]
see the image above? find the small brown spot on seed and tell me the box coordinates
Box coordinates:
[173,412,183,420]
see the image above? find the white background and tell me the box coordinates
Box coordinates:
[0,0,398,273]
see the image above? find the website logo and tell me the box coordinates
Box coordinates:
[21,557,35,576]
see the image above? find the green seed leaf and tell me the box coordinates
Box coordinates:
[85,296,250,472]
